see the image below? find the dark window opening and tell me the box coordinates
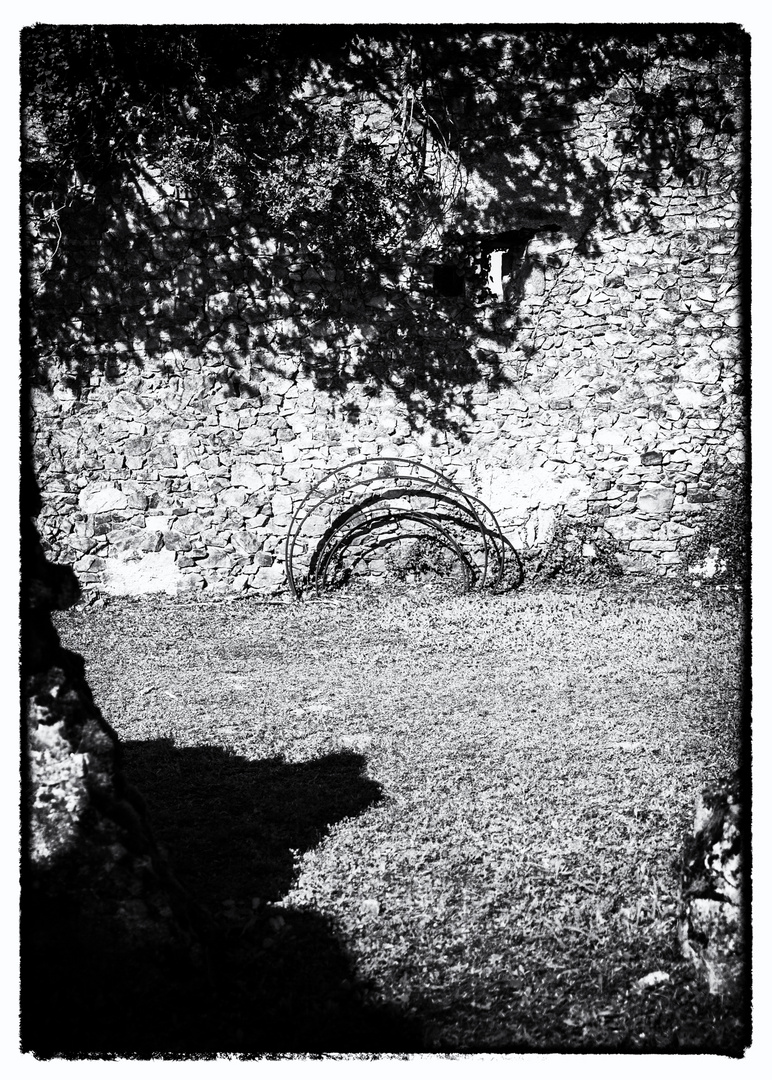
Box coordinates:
[432,264,466,298]
[478,228,550,302]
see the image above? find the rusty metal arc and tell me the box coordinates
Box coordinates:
[310,486,489,585]
[283,456,516,599]
[313,507,477,596]
[285,457,484,581]
[284,457,484,598]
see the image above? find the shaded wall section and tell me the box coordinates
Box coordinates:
[26,42,746,597]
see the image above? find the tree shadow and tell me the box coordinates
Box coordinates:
[23,177,514,441]
[118,740,382,908]
[21,454,422,1055]
[22,26,747,438]
[116,740,425,1054]
[123,739,423,1055]
[23,735,424,1056]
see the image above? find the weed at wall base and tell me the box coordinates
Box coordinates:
[523,513,624,586]
[681,468,748,587]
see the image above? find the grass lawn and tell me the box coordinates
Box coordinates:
[52,578,747,1054]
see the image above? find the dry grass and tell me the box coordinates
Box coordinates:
[52,579,747,1054]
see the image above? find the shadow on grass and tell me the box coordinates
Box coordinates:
[117,739,421,1055]
[119,739,382,907]
[25,737,423,1057]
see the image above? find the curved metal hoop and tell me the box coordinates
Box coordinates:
[283,456,519,599]
[313,507,478,596]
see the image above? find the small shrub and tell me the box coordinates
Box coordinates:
[524,513,623,585]
[682,468,749,585]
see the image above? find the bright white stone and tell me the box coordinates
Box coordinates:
[102,549,181,596]
[232,461,265,491]
[78,484,129,514]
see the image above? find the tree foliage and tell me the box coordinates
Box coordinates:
[22,25,747,265]
[21,26,748,430]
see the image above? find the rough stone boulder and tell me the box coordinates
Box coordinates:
[677,772,744,997]
[21,507,203,1055]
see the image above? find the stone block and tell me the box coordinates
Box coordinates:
[106,391,145,419]
[271,492,294,517]
[217,487,247,509]
[232,460,266,491]
[137,530,164,553]
[628,539,678,551]
[176,447,200,469]
[660,551,683,565]
[121,483,150,510]
[673,386,709,409]
[172,513,206,535]
[281,443,301,462]
[168,428,194,445]
[678,773,743,996]
[147,447,176,469]
[199,548,235,569]
[618,472,643,488]
[641,451,663,467]
[605,514,654,541]
[664,521,696,539]
[73,554,107,573]
[105,525,140,548]
[637,484,675,518]
[552,443,576,463]
[710,336,739,357]
[231,531,261,555]
[680,356,723,385]
[303,517,330,537]
[102,548,180,595]
[78,484,129,515]
[122,436,153,456]
[594,426,628,449]
[255,563,287,590]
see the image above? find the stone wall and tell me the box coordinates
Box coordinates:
[28,48,746,598]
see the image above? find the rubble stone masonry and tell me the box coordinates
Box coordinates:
[28,62,745,597]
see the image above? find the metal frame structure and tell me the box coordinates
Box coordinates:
[284,457,521,599]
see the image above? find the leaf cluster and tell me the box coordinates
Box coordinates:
[20,26,748,432]
[384,535,460,585]
[525,513,624,585]
[22,25,747,269]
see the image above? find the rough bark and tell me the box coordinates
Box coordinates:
[678,771,745,997]
[21,496,205,1056]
